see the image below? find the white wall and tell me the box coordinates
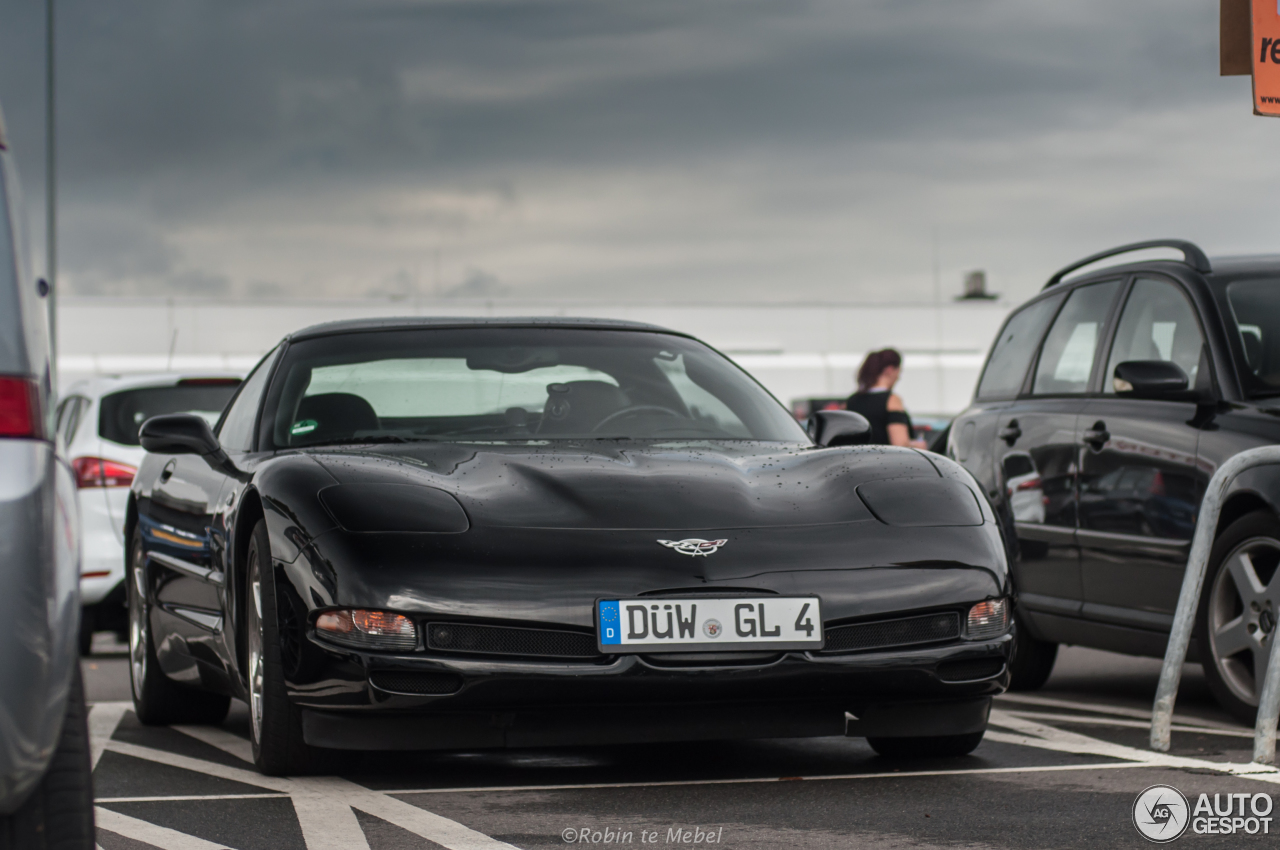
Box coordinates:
[57,297,1013,415]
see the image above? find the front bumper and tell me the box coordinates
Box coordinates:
[292,633,1012,750]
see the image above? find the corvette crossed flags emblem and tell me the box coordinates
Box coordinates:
[657,538,728,556]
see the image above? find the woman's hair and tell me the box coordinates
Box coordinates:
[856,348,902,392]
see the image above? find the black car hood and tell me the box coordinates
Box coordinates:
[305,441,941,531]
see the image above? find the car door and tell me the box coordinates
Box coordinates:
[992,280,1122,624]
[1077,275,1208,632]
[146,350,278,688]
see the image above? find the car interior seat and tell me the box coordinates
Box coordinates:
[537,381,630,435]
[292,393,379,444]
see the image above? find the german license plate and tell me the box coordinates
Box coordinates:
[596,597,823,653]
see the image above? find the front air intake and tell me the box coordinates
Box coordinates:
[369,671,464,695]
[427,622,601,660]
[819,612,961,655]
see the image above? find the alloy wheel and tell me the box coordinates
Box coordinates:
[247,549,265,745]
[129,543,148,702]
[1208,535,1280,706]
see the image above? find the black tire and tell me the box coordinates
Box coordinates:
[1007,629,1058,692]
[246,520,347,775]
[0,668,95,850]
[77,608,94,657]
[867,730,985,758]
[1197,510,1280,725]
[127,531,231,726]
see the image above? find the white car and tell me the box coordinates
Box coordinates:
[56,373,242,653]
[1001,451,1046,524]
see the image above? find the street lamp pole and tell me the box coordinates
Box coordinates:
[45,0,56,386]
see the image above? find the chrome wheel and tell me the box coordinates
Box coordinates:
[1208,535,1280,707]
[128,542,148,702]
[247,548,265,745]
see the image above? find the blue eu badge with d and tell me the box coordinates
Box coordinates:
[599,601,621,645]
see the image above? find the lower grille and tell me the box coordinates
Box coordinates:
[820,612,961,654]
[937,657,1006,682]
[369,670,463,695]
[427,622,600,660]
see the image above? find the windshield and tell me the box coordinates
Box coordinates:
[1226,279,1280,395]
[99,382,242,446]
[265,328,807,447]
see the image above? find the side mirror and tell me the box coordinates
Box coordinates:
[139,414,246,479]
[811,410,872,447]
[139,414,221,455]
[1112,360,1189,397]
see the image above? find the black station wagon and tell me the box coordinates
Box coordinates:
[949,239,1280,722]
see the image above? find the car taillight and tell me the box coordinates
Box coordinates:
[966,598,1009,640]
[71,457,137,488]
[315,608,417,651]
[1014,477,1042,491]
[0,376,41,438]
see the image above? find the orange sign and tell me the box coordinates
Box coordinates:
[1254,0,1280,114]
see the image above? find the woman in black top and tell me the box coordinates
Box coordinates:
[845,348,925,448]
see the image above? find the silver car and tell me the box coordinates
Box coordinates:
[0,106,93,846]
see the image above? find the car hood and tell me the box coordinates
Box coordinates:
[304,440,943,531]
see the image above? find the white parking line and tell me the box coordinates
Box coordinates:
[96,807,230,850]
[987,709,1280,783]
[171,724,255,764]
[998,709,1254,738]
[98,794,289,803]
[95,735,519,849]
[995,693,1242,731]
[88,702,130,770]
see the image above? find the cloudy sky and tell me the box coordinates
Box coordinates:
[0,0,1274,304]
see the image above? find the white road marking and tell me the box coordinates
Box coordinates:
[97,794,288,803]
[384,761,1149,795]
[987,709,1280,783]
[171,724,255,764]
[96,807,231,850]
[102,739,291,792]
[88,702,130,770]
[995,693,1241,731]
[290,778,373,850]
[98,738,520,849]
[999,709,1255,738]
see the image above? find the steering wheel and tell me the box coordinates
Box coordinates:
[592,405,686,433]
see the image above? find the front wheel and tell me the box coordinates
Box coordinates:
[1197,510,1280,725]
[246,520,347,776]
[1007,631,1058,692]
[127,531,230,726]
[867,730,985,758]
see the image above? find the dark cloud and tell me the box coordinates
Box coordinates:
[0,0,1270,305]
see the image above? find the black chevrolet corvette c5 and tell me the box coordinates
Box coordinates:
[126,317,1012,775]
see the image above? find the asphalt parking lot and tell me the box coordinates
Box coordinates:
[82,639,1279,850]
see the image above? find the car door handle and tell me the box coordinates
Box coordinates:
[1082,423,1110,451]
[998,422,1021,445]
[159,460,176,483]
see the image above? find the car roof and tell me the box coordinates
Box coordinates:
[286,316,691,342]
[1051,253,1280,291]
[61,372,243,399]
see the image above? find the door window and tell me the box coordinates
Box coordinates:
[1032,281,1121,395]
[975,294,1064,400]
[217,348,279,451]
[1103,277,1203,393]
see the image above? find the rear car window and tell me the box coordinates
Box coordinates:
[1226,278,1280,395]
[99,382,241,446]
[975,294,1063,400]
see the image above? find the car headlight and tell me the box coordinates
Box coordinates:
[856,478,983,527]
[965,599,1009,640]
[315,608,417,651]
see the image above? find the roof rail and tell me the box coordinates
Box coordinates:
[1043,240,1211,290]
